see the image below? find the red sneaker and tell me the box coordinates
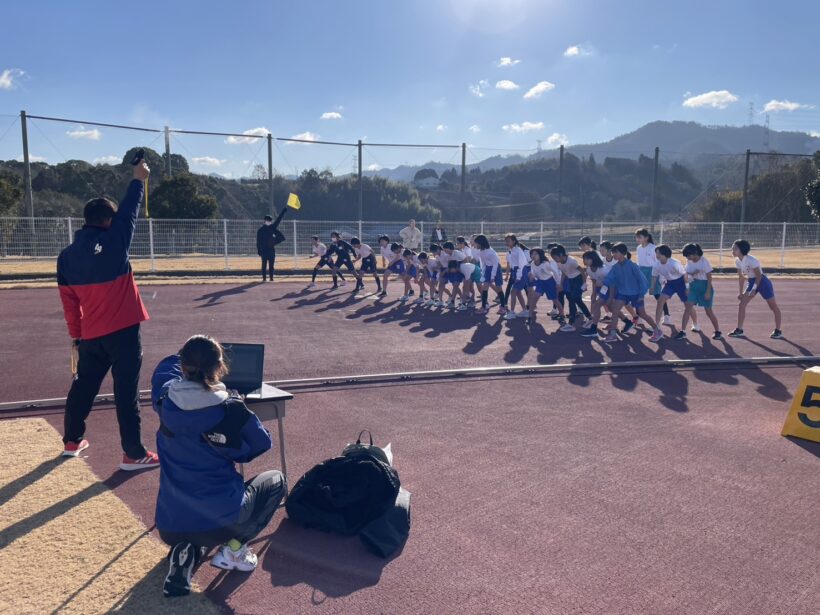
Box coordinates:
[119,450,160,472]
[62,439,90,457]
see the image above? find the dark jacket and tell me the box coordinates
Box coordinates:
[257,224,285,256]
[57,180,149,340]
[431,227,447,244]
[151,355,273,534]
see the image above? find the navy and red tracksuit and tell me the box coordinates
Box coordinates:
[57,179,150,458]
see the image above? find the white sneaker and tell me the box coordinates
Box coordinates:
[434,300,444,308]
[517,310,529,318]
[306,282,316,289]
[691,324,701,332]
[210,544,258,572]
[399,294,409,302]
[662,315,672,325]
[560,323,576,332]
[413,297,425,305]
[503,312,517,320]
[424,299,435,307]
[340,280,348,287]
[457,303,468,311]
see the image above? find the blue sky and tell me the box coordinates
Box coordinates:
[1,0,819,177]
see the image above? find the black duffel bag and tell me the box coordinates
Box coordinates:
[286,431,401,536]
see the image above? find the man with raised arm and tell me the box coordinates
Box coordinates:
[57,160,159,471]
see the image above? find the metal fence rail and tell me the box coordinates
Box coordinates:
[2,218,819,271]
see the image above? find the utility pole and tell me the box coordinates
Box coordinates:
[650,146,659,221]
[19,110,33,219]
[460,142,467,194]
[164,126,172,177]
[357,140,363,220]
[267,133,275,215]
[557,144,564,208]
[740,149,750,231]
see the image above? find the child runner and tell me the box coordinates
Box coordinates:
[439,241,471,309]
[729,239,783,339]
[379,242,405,298]
[546,242,565,320]
[350,237,382,294]
[679,243,721,340]
[549,244,592,331]
[329,231,361,289]
[650,245,688,335]
[474,234,507,315]
[415,252,438,305]
[456,236,481,308]
[580,250,632,338]
[601,243,663,343]
[635,227,671,324]
[399,249,419,302]
[527,248,561,323]
[444,259,465,307]
[504,234,530,320]
[307,235,345,289]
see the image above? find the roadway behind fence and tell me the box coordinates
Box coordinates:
[3,218,820,274]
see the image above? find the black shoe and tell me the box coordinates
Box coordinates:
[728,328,745,337]
[331,284,338,289]
[408,289,415,296]
[674,331,686,341]
[377,290,387,297]
[580,327,598,338]
[622,320,634,334]
[164,542,196,597]
[712,331,723,340]
[770,329,784,339]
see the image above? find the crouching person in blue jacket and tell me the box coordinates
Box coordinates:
[151,335,286,597]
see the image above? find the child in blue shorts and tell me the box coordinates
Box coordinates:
[650,245,688,336]
[379,242,405,298]
[678,243,721,340]
[445,260,464,308]
[399,249,419,302]
[729,239,783,339]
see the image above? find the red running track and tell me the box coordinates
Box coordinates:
[0,279,816,403]
[19,366,818,614]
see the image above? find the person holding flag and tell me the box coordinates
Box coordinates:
[255,193,301,282]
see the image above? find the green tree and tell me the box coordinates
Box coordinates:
[0,171,22,216]
[413,168,439,181]
[149,174,219,218]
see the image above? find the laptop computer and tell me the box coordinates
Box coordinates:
[222,343,265,396]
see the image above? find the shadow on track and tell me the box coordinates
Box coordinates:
[194,282,263,308]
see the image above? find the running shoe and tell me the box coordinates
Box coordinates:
[650,328,664,343]
[119,451,160,472]
[408,289,415,296]
[770,329,784,339]
[503,312,517,320]
[662,315,672,325]
[377,290,388,298]
[559,323,576,332]
[691,324,701,332]
[399,295,409,302]
[603,331,619,342]
[580,327,599,338]
[674,331,687,341]
[434,300,445,308]
[457,303,469,311]
[621,320,634,334]
[424,299,435,307]
[339,280,347,287]
[497,306,508,315]
[306,282,316,289]
[517,310,529,318]
[581,318,593,328]
[413,297,425,305]
[446,301,456,310]
[164,542,197,597]
[62,439,89,457]
[728,328,745,338]
[712,331,723,340]
[210,544,258,572]
[474,306,489,315]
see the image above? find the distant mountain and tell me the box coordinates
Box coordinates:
[366,121,820,182]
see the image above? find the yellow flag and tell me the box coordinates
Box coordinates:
[287,193,302,210]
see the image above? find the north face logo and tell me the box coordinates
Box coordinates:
[206,432,227,445]
[94,243,103,255]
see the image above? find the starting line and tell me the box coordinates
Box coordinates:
[1,354,818,414]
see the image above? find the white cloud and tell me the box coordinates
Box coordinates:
[66,126,101,140]
[495,80,520,91]
[763,99,814,113]
[546,132,569,147]
[288,131,319,143]
[523,80,556,99]
[17,153,46,162]
[469,124,481,134]
[0,68,24,90]
[366,163,382,171]
[497,56,521,67]
[191,156,227,167]
[502,121,544,134]
[321,111,343,120]
[564,44,592,57]
[811,131,820,138]
[436,124,447,132]
[225,127,270,144]
[682,90,739,109]
[469,79,490,98]
[93,155,120,165]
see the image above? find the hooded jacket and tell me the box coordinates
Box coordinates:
[151,355,272,533]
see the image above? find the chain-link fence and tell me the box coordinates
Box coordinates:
[3,217,820,274]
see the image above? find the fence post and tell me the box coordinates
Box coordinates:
[223,219,229,270]
[659,220,664,245]
[740,149,750,233]
[557,145,564,209]
[292,219,298,265]
[164,126,172,178]
[599,220,604,244]
[148,218,156,272]
[718,221,724,269]
[780,222,787,269]
[419,220,424,244]
[539,222,544,248]
[66,217,73,245]
[358,219,363,241]
[267,134,275,216]
[480,220,485,234]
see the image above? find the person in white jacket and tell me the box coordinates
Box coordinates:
[399,220,422,251]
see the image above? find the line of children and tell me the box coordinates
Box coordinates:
[304,230,784,340]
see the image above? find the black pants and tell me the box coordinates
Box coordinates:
[64,324,146,459]
[261,252,276,280]
[566,276,591,321]
[159,470,287,548]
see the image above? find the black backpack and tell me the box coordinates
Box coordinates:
[286,431,401,536]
